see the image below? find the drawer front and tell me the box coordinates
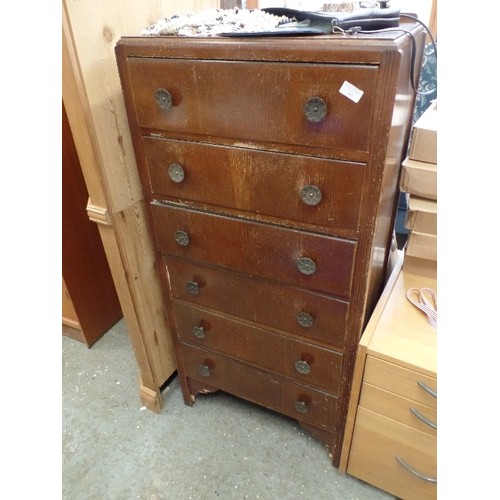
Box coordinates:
[174,302,343,394]
[127,58,377,152]
[348,407,437,500]
[152,203,356,297]
[144,137,365,233]
[180,343,339,432]
[364,356,437,409]
[165,257,349,347]
[359,383,437,436]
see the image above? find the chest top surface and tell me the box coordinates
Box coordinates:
[116,24,420,62]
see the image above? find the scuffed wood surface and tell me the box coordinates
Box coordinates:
[63,0,220,215]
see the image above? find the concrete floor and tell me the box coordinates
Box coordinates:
[62,318,394,499]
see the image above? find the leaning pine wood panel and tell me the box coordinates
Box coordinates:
[111,201,176,388]
[62,1,171,411]
[62,0,219,410]
[94,204,175,411]
[62,6,108,210]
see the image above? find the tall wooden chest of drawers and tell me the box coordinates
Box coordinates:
[115,24,425,466]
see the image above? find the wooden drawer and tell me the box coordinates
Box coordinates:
[127,58,377,153]
[364,356,437,409]
[143,137,365,235]
[348,407,436,500]
[359,383,436,436]
[180,343,339,432]
[152,203,356,297]
[174,302,343,394]
[165,257,349,347]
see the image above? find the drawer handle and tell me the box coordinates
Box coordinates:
[297,312,314,328]
[192,326,206,339]
[186,281,200,295]
[295,360,311,375]
[297,257,316,275]
[300,185,322,206]
[395,456,437,484]
[174,230,190,247]
[418,380,437,399]
[198,365,211,377]
[294,400,309,414]
[304,97,327,123]
[154,88,173,110]
[410,407,437,430]
[168,163,185,183]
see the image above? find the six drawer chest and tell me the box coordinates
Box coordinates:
[115,21,425,466]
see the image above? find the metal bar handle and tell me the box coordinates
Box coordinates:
[395,456,437,483]
[410,407,437,430]
[417,380,437,398]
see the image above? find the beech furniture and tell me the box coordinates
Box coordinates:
[340,258,437,498]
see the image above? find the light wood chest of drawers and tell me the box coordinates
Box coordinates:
[340,259,437,497]
[115,25,425,466]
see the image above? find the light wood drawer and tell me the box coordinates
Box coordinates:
[364,356,437,408]
[165,257,349,348]
[359,383,436,436]
[143,137,365,235]
[347,407,437,500]
[126,58,377,154]
[173,302,343,394]
[152,202,356,298]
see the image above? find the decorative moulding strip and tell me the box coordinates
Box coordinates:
[87,199,112,226]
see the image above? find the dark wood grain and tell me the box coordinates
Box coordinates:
[143,137,366,236]
[115,24,425,465]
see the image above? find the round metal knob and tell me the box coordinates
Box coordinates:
[304,97,327,123]
[295,360,311,375]
[192,326,206,339]
[294,400,309,414]
[154,88,173,110]
[168,164,185,183]
[297,312,314,328]
[297,257,316,275]
[186,281,200,295]
[174,230,190,247]
[198,365,211,377]
[300,185,322,206]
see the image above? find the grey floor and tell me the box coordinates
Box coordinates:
[62,318,394,499]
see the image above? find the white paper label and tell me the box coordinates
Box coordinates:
[339,81,364,103]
